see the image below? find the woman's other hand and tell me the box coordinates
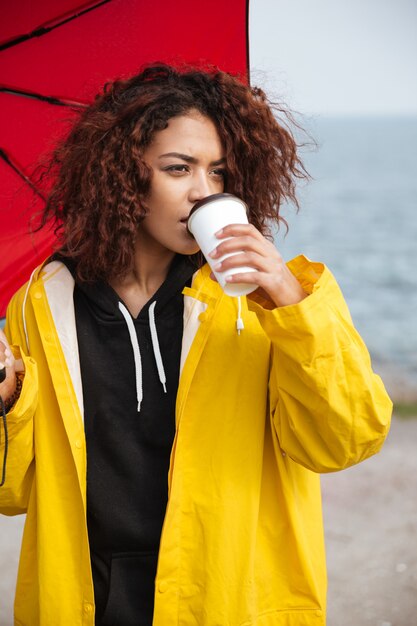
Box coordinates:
[0,329,17,403]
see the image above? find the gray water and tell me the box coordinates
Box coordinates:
[276,117,417,384]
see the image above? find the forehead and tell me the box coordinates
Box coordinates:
[147,112,223,156]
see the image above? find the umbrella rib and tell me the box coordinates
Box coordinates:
[0,0,112,52]
[0,85,88,108]
[0,148,46,201]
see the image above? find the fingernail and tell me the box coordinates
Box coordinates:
[213,262,222,271]
[215,229,223,236]
[0,363,4,370]
[208,248,217,258]
[5,348,11,357]
[5,358,12,367]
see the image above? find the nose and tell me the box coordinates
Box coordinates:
[188,170,216,204]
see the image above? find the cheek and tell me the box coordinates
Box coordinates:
[148,180,185,210]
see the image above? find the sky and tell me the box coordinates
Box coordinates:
[249,0,417,116]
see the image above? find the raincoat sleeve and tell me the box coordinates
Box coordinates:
[0,293,38,514]
[247,255,392,473]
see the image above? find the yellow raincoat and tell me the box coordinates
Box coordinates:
[1,255,392,625]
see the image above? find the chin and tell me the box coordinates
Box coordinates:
[174,236,200,256]
[179,243,201,256]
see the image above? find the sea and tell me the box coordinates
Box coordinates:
[276,116,417,397]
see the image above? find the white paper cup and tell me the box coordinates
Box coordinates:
[187,193,257,296]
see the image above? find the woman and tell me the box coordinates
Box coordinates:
[0,64,391,626]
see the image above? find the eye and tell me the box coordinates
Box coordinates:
[163,164,190,175]
[210,168,227,181]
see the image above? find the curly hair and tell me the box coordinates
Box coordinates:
[41,63,309,282]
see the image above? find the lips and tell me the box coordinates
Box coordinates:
[180,215,195,238]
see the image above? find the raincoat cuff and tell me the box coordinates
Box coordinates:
[286,255,326,294]
[247,255,326,312]
[246,256,352,339]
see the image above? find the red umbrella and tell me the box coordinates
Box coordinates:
[0,0,249,316]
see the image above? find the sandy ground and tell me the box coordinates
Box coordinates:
[322,416,417,626]
[0,416,416,626]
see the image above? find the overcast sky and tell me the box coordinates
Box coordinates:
[249,0,417,116]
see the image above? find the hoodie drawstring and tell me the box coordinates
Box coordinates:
[118,300,167,413]
[120,292,241,411]
[236,296,244,335]
[118,302,143,412]
[148,302,167,393]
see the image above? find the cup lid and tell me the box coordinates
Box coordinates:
[187,193,248,221]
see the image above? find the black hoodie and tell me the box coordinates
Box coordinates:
[69,255,195,625]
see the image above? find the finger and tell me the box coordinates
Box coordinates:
[209,236,271,260]
[0,346,13,368]
[0,336,11,358]
[213,251,265,273]
[215,223,262,238]
[225,270,266,287]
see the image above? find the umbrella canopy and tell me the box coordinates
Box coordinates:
[0,0,249,317]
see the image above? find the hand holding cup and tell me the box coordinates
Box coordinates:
[187,193,307,307]
[187,193,258,296]
[0,330,19,402]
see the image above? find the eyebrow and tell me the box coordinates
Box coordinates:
[158,152,226,166]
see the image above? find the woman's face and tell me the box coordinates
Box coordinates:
[139,110,226,257]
